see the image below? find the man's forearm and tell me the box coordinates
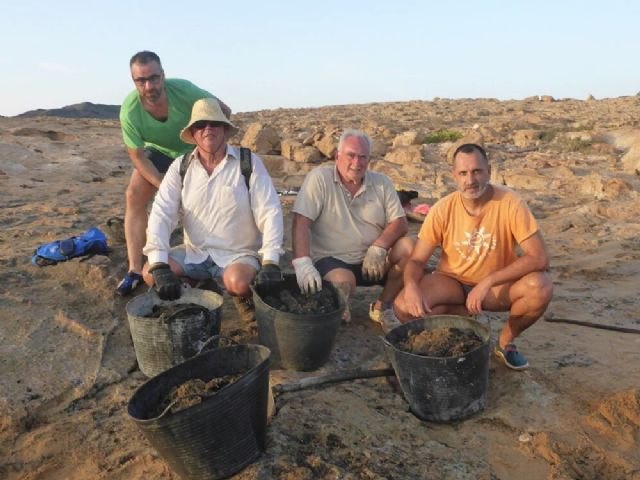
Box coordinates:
[485,254,548,288]
[403,258,425,288]
[292,214,313,258]
[374,217,408,249]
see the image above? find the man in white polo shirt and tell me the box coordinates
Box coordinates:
[292,129,414,333]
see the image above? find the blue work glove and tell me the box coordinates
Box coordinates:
[149,263,182,300]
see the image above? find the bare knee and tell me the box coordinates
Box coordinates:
[389,236,415,266]
[324,269,356,293]
[125,173,156,209]
[223,268,255,297]
[224,278,250,297]
[525,272,553,309]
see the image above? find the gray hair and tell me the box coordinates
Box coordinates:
[338,129,372,153]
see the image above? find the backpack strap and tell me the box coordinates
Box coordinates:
[180,148,251,189]
[179,149,194,186]
[240,147,252,190]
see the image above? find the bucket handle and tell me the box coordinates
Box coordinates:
[155,393,207,420]
[194,334,239,357]
[150,337,241,420]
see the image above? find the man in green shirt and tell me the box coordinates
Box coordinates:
[116,50,230,296]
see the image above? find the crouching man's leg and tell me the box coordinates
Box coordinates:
[369,237,415,332]
[372,237,415,312]
[223,256,260,322]
[324,269,356,324]
[393,272,469,322]
[484,271,553,370]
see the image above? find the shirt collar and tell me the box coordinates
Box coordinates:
[332,164,370,189]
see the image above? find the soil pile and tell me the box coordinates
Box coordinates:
[145,303,210,322]
[399,327,484,357]
[154,375,242,417]
[262,287,339,314]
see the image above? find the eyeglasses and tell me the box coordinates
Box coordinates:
[191,120,225,130]
[133,74,162,86]
[341,151,369,161]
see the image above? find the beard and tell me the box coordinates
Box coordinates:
[461,181,490,200]
[142,87,162,103]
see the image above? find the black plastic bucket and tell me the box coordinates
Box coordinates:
[383,315,490,422]
[251,274,344,371]
[128,344,271,480]
[126,288,222,377]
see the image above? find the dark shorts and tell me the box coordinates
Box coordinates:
[315,256,387,287]
[433,272,474,299]
[460,282,474,298]
[144,148,175,174]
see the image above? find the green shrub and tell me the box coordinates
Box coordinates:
[424,129,463,144]
[539,130,557,142]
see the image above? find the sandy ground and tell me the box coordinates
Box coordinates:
[1,97,640,479]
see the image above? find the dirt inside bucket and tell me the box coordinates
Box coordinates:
[398,327,483,357]
[262,288,339,314]
[144,303,208,321]
[153,375,242,416]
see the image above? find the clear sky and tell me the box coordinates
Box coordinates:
[1,0,638,116]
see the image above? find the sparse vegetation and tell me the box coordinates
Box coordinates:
[424,129,463,144]
[540,130,558,142]
[561,138,593,152]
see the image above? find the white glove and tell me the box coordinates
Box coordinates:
[362,245,387,281]
[292,256,323,295]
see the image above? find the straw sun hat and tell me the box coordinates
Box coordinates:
[180,97,238,144]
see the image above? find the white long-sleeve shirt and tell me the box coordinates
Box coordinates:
[144,145,284,268]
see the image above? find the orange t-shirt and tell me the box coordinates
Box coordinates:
[418,185,539,285]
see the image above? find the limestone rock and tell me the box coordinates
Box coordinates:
[392,131,423,148]
[446,131,486,163]
[281,138,303,160]
[384,145,423,165]
[293,146,323,163]
[260,154,286,177]
[578,173,632,199]
[241,123,280,154]
[621,146,640,173]
[512,129,543,148]
[314,134,337,158]
[602,129,640,173]
[370,137,389,159]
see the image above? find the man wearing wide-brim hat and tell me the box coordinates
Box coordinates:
[142,98,284,319]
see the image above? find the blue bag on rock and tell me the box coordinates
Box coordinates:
[32,227,109,266]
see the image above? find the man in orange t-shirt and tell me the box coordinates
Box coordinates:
[393,144,553,370]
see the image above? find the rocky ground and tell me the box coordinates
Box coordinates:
[1,95,640,479]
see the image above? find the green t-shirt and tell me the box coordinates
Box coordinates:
[119,78,213,159]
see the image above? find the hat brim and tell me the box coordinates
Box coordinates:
[180,123,239,144]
